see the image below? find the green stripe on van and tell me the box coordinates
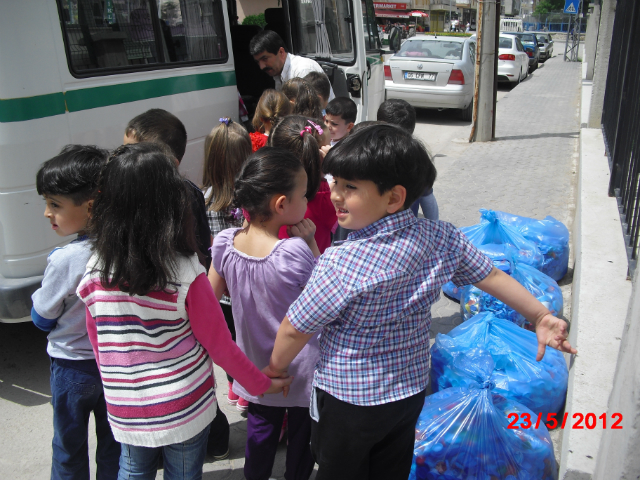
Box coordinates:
[0,70,237,123]
[0,93,66,123]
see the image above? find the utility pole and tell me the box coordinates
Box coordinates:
[470,0,500,142]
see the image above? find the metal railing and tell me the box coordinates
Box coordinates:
[602,0,640,278]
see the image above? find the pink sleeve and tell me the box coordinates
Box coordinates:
[186,274,271,396]
[85,307,101,372]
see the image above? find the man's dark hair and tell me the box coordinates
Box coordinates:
[377,99,416,134]
[303,71,331,102]
[36,145,109,205]
[249,30,286,56]
[125,109,188,162]
[323,124,436,208]
[325,97,357,124]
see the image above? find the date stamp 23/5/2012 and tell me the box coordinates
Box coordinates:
[507,412,623,430]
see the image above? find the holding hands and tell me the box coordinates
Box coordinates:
[261,365,292,398]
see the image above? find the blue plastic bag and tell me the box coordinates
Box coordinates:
[493,211,570,281]
[460,209,544,269]
[461,261,563,327]
[410,354,558,480]
[431,312,569,419]
[442,244,512,302]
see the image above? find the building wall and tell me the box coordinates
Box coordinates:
[236,0,280,22]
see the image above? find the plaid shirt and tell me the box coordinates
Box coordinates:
[287,209,493,406]
[203,187,244,304]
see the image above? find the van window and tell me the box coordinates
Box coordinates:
[57,0,228,77]
[362,0,381,52]
[289,0,355,65]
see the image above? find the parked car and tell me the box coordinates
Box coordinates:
[497,34,529,85]
[384,36,477,120]
[532,32,554,60]
[502,32,540,72]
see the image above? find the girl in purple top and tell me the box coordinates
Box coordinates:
[209,147,321,480]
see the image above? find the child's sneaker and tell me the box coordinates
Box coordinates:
[227,381,239,406]
[236,397,249,416]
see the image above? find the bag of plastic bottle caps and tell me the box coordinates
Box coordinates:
[410,354,558,480]
[442,244,512,302]
[431,312,569,419]
[460,209,544,270]
[493,211,570,282]
[461,261,563,328]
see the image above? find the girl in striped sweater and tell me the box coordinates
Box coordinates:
[77,143,292,479]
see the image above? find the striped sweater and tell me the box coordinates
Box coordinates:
[77,253,270,447]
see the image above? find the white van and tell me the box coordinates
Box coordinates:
[0,0,384,322]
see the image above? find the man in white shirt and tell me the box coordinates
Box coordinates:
[250,30,335,101]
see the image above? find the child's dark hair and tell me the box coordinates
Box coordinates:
[36,145,109,205]
[202,118,252,212]
[234,147,305,222]
[125,108,188,162]
[90,143,198,296]
[303,71,331,103]
[323,123,436,208]
[376,99,416,134]
[325,97,357,124]
[268,115,323,200]
[281,78,323,119]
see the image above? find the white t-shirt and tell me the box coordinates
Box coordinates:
[275,53,336,101]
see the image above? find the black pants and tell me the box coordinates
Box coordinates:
[220,302,236,383]
[311,389,426,480]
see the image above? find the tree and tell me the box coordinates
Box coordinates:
[534,0,564,14]
[242,14,267,28]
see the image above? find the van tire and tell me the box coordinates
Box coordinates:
[460,100,473,122]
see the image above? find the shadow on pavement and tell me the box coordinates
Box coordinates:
[495,131,579,141]
[0,322,51,406]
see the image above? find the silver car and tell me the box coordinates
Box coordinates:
[384,36,477,120]
[532,32,554,60]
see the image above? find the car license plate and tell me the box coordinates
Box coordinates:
[404,72,436,81]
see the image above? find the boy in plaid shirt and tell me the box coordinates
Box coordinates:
[265,124,577,480]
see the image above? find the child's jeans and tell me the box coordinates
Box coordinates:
[117,424,210,480]
[244,404,314,480]
[310,388,426,480]
[50,357,120,480]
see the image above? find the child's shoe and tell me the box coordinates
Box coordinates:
[236,397,249,416]
[227,381,239,405]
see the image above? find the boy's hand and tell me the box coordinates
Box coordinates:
[535,313,577,361]
[261,365,293,398]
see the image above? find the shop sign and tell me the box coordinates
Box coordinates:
[373,2,408,9]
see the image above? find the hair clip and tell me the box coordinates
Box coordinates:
[300,126,313,137]
[219,117,232,126]
[307,120,324,136]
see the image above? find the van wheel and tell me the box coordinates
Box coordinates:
[460,100,473,122]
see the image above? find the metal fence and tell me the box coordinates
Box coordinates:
[522,13,587,33]
[602,0,640,277]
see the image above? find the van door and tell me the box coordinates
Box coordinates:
[361,0,384,120]
[283,0,381,122]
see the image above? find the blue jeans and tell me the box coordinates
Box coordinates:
[50,357,120,480]
[410,192,439,220]
[117,424,210,480]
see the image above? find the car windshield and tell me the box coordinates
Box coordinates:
[499,37,513,49]
[517,34,536,44]
[397,39,464,60]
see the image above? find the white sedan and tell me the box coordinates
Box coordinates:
[496,34,529,86]
[384,36,476,120]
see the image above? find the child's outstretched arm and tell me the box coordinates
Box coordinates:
[474,267,578,361]
[266,316,315,377]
